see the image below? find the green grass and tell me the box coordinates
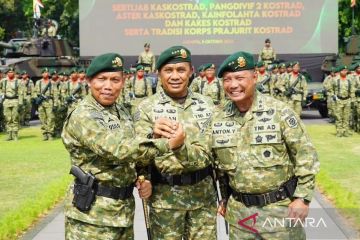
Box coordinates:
[0,127,71,240]
[306,124,360,230]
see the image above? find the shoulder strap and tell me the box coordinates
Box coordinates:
[200,80,206,94]
[337,78,340,95]
[348,78,351,96]
[216,79,221,101]
[144,77,148,96]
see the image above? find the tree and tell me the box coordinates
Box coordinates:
[338,0,360,52]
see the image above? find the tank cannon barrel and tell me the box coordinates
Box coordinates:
[0,41,17,51]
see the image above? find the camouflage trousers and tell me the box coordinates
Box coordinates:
[65,217,133,240]
[3,100,19,132]
[287,100,302,117]
[327,98,335,118]
[229,224,305,240]
[54,105,67,136]
[38,100,55,135]
[334,99,351,135]
[150,204,217,240]
[19,98,32,125]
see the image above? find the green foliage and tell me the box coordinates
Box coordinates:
[0,127,71,240]
[338,0,360,53]
[0,27,5,41]
[0,0,79,46]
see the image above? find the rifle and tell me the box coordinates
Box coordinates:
[138,176,152,240]
[284,75,302,98]
[34,81,51,106]
[65,83,82,105]
[256,75,271,93]
[69,165,97,212]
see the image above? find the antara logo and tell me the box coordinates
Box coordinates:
[237,213,259,233]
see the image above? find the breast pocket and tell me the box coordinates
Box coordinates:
[249,143,288,168]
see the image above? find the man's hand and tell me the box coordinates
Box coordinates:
[288,198,309,222]
[153,117,177,139]
[217,199,227,217]
[168,123,185,150]
[136,179,152,199]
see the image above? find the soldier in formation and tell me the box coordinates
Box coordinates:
[0,68,23,140]
[258,38,276,65]
[138,43,156,73]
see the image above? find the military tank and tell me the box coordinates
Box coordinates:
[321,34,360,75]
[0,36,78,79]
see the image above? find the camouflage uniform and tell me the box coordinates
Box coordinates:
[19,78,34,126]
[258,47,276,65]
[34,79,59,140]
[285,73,307,116]
[138,51,156,73]
[329,75,356,136]
[134,88,217,240]
[190,76,204,93]
[323,74,336,120]
[62,94,168,240]
[270,72,281,99]
[51,79,63,137]
[256,71,272,96]
[351,72,360,132]
[213,92,319,239]
[129,76,153,113]
[199,78,225,106]
[0,77,23,140]
[61,81,85,115]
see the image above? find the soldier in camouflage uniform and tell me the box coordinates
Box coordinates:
[258,38,276,65]
[19,71,34,126]
[134,46,217,240]
[323,67,337,123]
[62,53,179,240]
[256,61,271,96]
[50,69,63,137]
[351,63,360,132]
[0,68,23,140]
[197,63,225,106]
[284,62,308,116]
[138,43,156,73]
[61,69,85,115]
[34,68,58,140]
[0,70,4,132]
[329,65,356,137]
[214,51,319,239]
[190,64,206,93]
[129,64,153,113]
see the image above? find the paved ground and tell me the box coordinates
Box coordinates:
[20,109,359,239]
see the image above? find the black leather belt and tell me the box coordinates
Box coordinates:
[152,166,212,186]
[5,96,18,99]
[96,184,134,200]
[337,96,350,100]
[231,177,298,207]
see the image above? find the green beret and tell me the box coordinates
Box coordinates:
[41,67,50,73]
[269,64,278,70]
[265,38,271,43]
[86,53,124,78]
[203,63,215,71]
[256,61,265,68]
[197,64,205,72]
[337,65,348,71]
[285,62,292,68]
[49,68,58,75]
[78,68,86,73]
[123,69,129,74]
[130,68,136,74]
[349,62,360,71]
[21,70,28,75]
[69,68,78,74]
[5,67,15,73]
[278,63,286,68]
[136,65,145,71]
[144,43,150,48]
[217,51,255,78]
[156,46,191,70]
[291,61,300,67]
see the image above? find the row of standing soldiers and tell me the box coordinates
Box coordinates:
[323,63,360,137]
[0,67,89,141]
[189,60,308,116]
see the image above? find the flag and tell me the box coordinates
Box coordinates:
[33,0,44,19]
[351,0,356,7]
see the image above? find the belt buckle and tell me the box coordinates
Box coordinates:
[263,192,271,205]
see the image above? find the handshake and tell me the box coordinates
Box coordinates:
[153,117,186,150]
